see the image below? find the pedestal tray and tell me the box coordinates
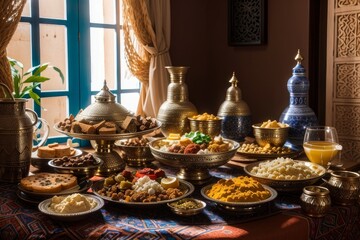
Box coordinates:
[54,121,161,176]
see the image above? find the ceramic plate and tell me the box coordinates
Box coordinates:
[17,179,93,199]
[38,194,104,221]
[201,184,277,212]
[31,148,83,160]
[92,179,194,207]
[236,142,303,160]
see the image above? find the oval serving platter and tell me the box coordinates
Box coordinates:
[92,179,195,207]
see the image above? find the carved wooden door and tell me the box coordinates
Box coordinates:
[326,0,360,166]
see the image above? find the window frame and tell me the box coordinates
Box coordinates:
[16,0,140,145]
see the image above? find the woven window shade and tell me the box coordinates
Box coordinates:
[0,0,26,97]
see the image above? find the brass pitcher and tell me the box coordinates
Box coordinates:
[0,83,49,182]
[157,66,198,136]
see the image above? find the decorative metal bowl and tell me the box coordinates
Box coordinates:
[252,123,289,147]
[244,160,326,192]
[188,118,222,137]
[167,198,206,216]
[48,156,103,180]
[149,138,240,183]
[115,140,154,167]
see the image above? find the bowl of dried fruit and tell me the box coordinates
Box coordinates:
[115,137,154,167]
[48,153,103,179]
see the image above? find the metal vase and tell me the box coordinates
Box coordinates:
[0,83,39,182]
[157,66,198,136]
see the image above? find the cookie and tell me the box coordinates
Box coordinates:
[20,173,78,193]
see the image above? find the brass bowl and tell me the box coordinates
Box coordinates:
[323,170,360,205]
[188,118,222,137]
[252,123,289,147]
[115,140,154,167]
[167,198,206,216]
[149,138,240,183]
[244,160,326,192]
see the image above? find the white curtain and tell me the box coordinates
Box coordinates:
[123,0,172,117]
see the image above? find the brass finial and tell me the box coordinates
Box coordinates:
[229,72,238,87]
[295,49,303,64]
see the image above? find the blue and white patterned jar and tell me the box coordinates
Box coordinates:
[279,50,318,145]
[217,73,252,142]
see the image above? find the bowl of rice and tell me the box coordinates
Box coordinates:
[244,157,326,192]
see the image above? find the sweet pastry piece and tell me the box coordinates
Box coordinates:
[71,122,96,134]
[37,143,71,158]
[20,173,77,193]
[98,126,116,134]
[37,146,55,158]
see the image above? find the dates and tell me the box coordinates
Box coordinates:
[52,153,99,167]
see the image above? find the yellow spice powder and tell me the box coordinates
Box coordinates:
[206,176,270,202]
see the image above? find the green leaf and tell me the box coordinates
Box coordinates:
[13,75,21,97]
[29,90,41,106]
[33,63,49,76]
[52,66,65,83]
[8,57,23,69]
[24,75,50,83]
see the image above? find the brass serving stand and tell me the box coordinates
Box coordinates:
[54,123,160,176]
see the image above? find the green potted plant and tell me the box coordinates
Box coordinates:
[7,57,64,106]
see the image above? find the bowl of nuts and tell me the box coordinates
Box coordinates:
[252,120,289,147]
[188,113,222,137]
[48,153,103,179]
[115,137,154,167]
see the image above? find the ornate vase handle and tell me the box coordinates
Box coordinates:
[0,83,15,101]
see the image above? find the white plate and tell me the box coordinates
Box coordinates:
[31,148,83,160]
[38,194,104,221]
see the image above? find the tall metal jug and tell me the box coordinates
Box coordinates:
[0,83,49,182]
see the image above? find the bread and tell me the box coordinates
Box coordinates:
[37,143,71,158]
[20,173,78,193]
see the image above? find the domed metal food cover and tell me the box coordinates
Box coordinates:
[217,72,252,142]
[75,80,133,123]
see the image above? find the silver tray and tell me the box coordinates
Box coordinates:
[201,184,277,212]
[244,160,326,192]
[92,179,194,206]
[53,120,161,141]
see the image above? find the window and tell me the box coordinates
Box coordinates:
[7,0,140,144]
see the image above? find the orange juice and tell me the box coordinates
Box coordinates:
[303,141,339,167]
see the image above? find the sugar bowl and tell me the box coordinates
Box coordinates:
[323,170,360,205]
[300,186,331,217]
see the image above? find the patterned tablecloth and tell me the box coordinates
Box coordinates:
[0,162,359,240]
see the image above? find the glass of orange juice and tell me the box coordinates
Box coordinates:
[303,126,342,169]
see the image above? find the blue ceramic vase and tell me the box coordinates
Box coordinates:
[218,73,252,142]
[279,50,318,145]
